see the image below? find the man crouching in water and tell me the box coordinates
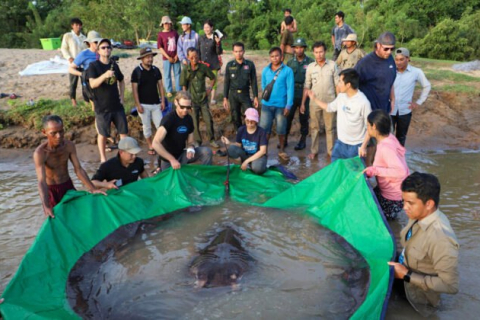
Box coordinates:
[34,115,105,218]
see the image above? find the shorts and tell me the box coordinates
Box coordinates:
[374,187,403,220]
[95,110,128,137]
[259,105,287,135]
[48,179,76,208]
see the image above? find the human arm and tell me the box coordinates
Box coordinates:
[306,90,328,110]
[177,36,187,65]
[33,148,55,218]
[242,145,267,171]
[223,64,230,110]
[300,66,312,114]
[251,64,259,107]
[331,34,335,47]
[180,66,188,90]
[131,82,143,113]
[390,86,395,114]
[215,35,223,55]
[291,19,298,33]
[69,62,82,77]
[88,67,114,89]
[118,79,125,105]
[363,144,407,178]
[152,126,181,169]
[91,179,119,190]
[158,79,165,110]
[69,142,106,195]
[284,68,295,115]
[411,70,431,109]
[206,66,216,95]
[61,33,74,62]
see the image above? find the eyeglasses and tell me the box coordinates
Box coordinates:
[100,46,112,50]
[381,44,395,52]
[178,104,192,110]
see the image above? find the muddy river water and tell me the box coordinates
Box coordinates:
[1,151,479,319]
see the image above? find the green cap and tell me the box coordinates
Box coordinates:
[292,38,307,47]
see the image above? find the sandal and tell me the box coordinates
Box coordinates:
[278,152,290,161]
[148,148,156,155]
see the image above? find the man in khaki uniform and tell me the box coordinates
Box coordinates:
[389,172,459,317]
[301,41,339,159]
[336,33,365,70]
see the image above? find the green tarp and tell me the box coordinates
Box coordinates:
[0,157,394,319]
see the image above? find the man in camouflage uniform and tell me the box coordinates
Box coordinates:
[285,38,314,150]
[223,42,259,130]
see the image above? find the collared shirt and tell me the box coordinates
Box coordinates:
[331,23,355,50]
[198,34,223,70]
[61,31,87,60]
[336,47,366,70]
[180,62,216,104]
[392,64,431,116]
[286,54,314,85]
[304,60,339,105]
[261,63,294,109]
[92,154,145,186]
[224,59,258,99]
[400,209,459,316]
[177,30,199,64]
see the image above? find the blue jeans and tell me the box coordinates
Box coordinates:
[162,60,181,93]
[331,140,362,163]
[227,145,267,175]
[259,105,287,135]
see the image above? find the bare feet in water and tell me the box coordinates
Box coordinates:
[308,153,317,160]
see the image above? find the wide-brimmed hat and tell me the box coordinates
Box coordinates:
[342,33,358,43]
[160,16,172,26]
[244,108,259,123]
[395,47,410,57]
[137,47,157,60]
[118,137,142,154]
[179,16,192,25]
[84,30,102,44]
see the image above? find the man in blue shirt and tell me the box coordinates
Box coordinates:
[355,32,397,114]
[392,47,431,146]
[260,47,294,161]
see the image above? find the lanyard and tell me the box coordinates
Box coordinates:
[399,220,418,265]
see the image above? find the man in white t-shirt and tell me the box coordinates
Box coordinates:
[307,68,371,162]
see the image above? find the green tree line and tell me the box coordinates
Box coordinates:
[1,0,479,61]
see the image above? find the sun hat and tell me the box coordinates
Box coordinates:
[160,16,172,26]
[342,34,358,43]
[137,47,157,60]
[245,108,259,123]
[179,17,192,25]
[118,137,142,154]
[395,47,410,57]
[84,30,102,44]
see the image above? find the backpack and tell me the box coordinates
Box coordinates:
[133,64,161,87]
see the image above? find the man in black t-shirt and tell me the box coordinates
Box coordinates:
[131,47,165,155]
[91,137,148,189]
[221,108,267,175]
[152,91,213,170]
[88,38,128,163]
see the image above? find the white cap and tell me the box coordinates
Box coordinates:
[118,137,142,154]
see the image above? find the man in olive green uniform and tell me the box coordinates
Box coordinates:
[180,47,217,147]
[286,38,314,150]
[223,42,259,130]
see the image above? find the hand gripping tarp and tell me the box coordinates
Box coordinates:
[0,157,395,319]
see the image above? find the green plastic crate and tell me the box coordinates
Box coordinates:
[40,38,61,50]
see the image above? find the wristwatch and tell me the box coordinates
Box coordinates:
[403,270,413,283]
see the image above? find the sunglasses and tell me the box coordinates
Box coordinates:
[100,46,112,50]
[178,104,192,110]
[381,45,395,52]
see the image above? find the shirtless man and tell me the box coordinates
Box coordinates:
[34,115,105,218]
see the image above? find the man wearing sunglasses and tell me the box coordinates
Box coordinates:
[355,32,397,114]
[88,38,128,163]
[152,91,213,170]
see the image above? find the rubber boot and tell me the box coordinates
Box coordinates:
[294,135,307,150]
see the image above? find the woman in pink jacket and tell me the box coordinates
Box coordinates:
[363,110,409,219]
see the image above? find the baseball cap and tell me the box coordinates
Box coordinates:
[376,32,396,46]
[244,108,259,123]
[118,137,142,154]
[395,47,410,57]
[179,17,192,25]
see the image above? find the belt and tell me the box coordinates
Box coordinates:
[294,83,304,88]
[230,89,248,93]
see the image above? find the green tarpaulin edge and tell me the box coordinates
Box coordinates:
[0,157,394,319]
